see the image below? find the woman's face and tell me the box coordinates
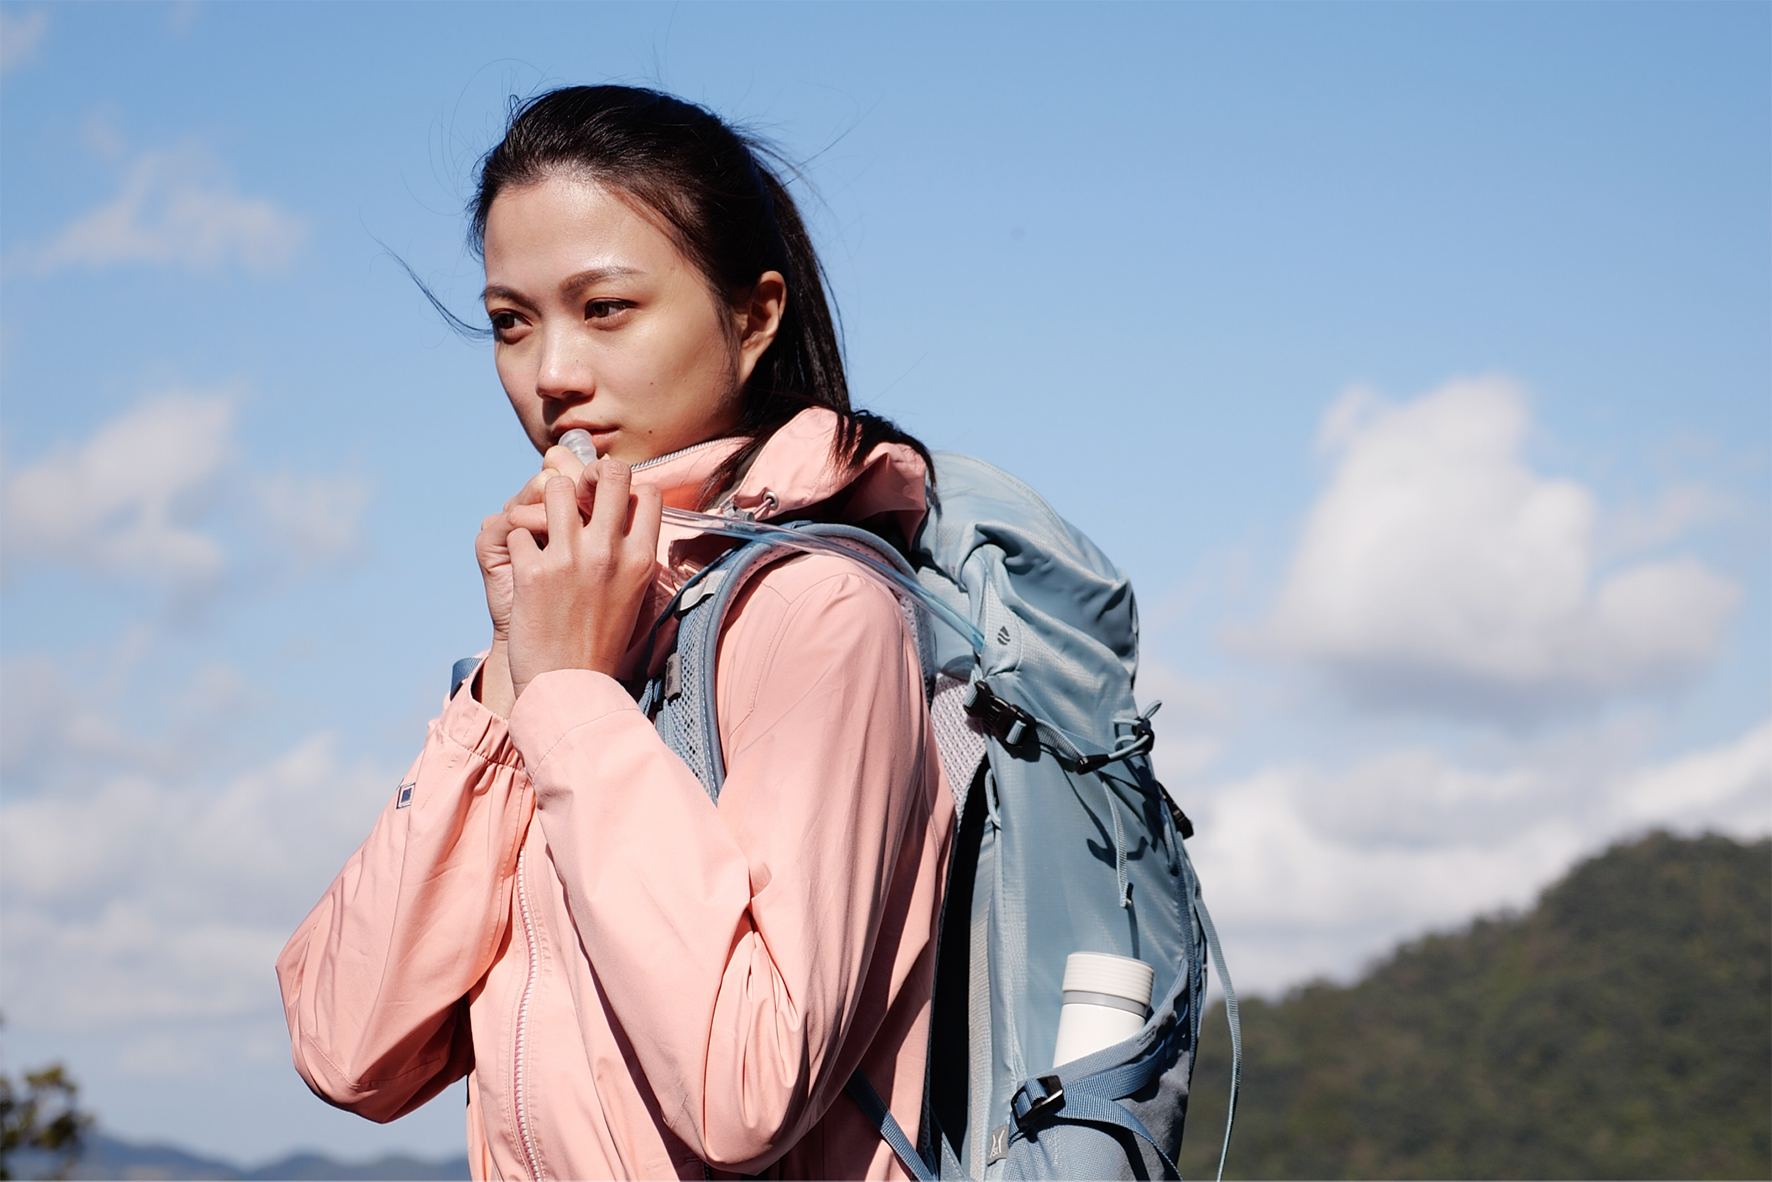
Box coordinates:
[481,173,782,465]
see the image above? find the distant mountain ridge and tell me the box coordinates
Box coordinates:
[21,832,1766,1179]
[12,1131,468,1181]
[1177,830,1772,1180]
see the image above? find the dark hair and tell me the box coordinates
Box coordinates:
[468,85,930,511]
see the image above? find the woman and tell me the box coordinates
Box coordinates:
[277,86,954,1180]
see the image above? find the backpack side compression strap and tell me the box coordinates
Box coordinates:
[845,1069,936,1182]
[1191,888,1241,1182]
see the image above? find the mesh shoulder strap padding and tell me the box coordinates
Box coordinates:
[641,539,781,801]
[929,673,988,818]
[643,521,932,804]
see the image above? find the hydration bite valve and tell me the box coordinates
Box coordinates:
[558,429,599,466]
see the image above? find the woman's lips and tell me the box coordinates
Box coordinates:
[553,426,618,452]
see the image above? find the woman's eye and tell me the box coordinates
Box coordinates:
[488,310,527,341]
[585,299,630,321]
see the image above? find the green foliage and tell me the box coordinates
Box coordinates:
[0,1061,92,1181]
[1177,831,1772,1180]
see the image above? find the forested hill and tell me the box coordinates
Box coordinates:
[1176,831,1771,1180]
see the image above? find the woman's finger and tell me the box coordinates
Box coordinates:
[509,444,588,509]
[479,511,513,542]
[518,466,568,504]
[507,526,541,561]
[574,457,601,519]
[541,473,580,550]
[629,484,664,561]
[542,444,586,483]
[505,502,548,537]
[586,458,633,550]
[509,472,548,509]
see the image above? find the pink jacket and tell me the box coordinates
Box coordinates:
[277,409,955,1180]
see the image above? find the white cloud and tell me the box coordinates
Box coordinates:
[1,390,373,594]
[1,392,234,588]
[0,9,47,74]
[28,144,305,274]
[1,649,163,792]
[0,732,397,1031]
[1174,716,1772,996]
[1261,378,1739,718]
[1612,719,1772,839]
[251,471,371,569]
[1596,483,1730,563]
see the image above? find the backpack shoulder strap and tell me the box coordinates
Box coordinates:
[642,522,948,1176]
[641,521,932,804]
[637,536,783,801]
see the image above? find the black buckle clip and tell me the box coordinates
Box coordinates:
[1168,795,1195,840]
[1011,1075,1065,1131]
[963,680,1037,750]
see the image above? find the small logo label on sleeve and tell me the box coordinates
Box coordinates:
[395,781,416,809]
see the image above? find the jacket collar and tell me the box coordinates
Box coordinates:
[631,406,928,544]
[620,408,930,676]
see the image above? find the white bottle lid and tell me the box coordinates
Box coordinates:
[1061,951,1155,1010]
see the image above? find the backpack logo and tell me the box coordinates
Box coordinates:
[988,1124,1009,1165]
[395,781,415,809]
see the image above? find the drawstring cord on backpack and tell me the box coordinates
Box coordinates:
[1075,701,1159,773]
[966,685,1164,780]
[1107,783,1132,908]
[1102,704,1164,909]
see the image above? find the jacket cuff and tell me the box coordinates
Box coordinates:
[437,670,520,764]
[506,669,642,774]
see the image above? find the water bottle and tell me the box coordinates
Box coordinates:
[1052,951,1155,1068]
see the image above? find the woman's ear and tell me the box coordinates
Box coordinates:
[733,271,787,388]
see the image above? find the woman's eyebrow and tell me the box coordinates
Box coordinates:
[559,265,641,296]
[481,266,641,307]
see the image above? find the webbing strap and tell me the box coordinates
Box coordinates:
[966,810,996,1179]
[448,656,480,700]
[846,1069,935,1182]
[1003,1071,1179,1180]
[938,1131,965,1179]
[1027,1089,1180,1180]
[1191,890,1241,1182]
[1063,1028,1173,1108]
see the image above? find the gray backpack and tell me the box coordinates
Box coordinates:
[624,451,1240,1181]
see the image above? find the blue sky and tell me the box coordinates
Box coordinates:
[1,1,1766,1164]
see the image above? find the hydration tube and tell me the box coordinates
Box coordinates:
[556,430,985,655]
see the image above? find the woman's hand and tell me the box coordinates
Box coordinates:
[506,457,664,700]
[475,447,587,632]
[472,445,593,716]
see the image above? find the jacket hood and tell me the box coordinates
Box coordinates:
[632,406,929,545]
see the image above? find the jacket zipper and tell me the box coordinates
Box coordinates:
[631,438,723,472]
[513,846,543,1179]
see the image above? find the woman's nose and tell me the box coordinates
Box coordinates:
[535,328,593,402]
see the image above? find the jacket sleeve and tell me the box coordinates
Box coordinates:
[505,557,942,1170]
[275,683,534,1122]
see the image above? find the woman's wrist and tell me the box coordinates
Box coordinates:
[478,636,517,718]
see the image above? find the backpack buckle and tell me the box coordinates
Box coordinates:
[1011,1075,1065,1131]
[963,680,1037,750]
